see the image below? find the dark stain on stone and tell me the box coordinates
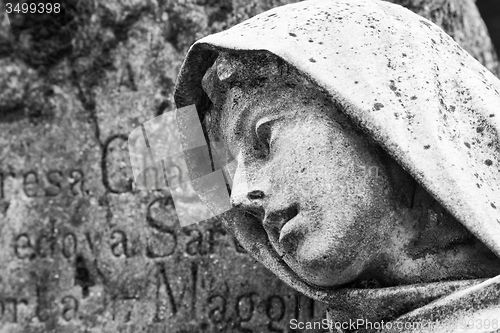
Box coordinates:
[411,96,417,100]
[420,20,432,28]
[309,58,316,63]
[490,114,496,117]
[492,203,497,209]
[289,32,297,37]
[373,103,384,111]
[0,104,26,123]
[70,199,88,227]
[476,127,484,133]
[207,0,233,26]
[389,80,397,91]
[464,142,471,148]
[75,255,95,298]
[424,145,431,149]
[485,159,493,166]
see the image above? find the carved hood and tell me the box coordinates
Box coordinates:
[174,0,500,330]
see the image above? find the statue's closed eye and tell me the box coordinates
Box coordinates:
[256,117,272,143]
[255,112,296,155]
[255,116,280,156]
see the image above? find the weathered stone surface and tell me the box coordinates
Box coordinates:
[0,1,329,332]
[385,0,500,77]
[0,0,498,332]
[477,0,500,57]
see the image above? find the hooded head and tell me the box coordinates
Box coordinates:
[174,0,500,304]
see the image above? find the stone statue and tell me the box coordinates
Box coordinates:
[174,0,500,331]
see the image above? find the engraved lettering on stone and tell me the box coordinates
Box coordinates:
[110,230,128,258]
[69,169,85,196]
[23,171,39,197]
[62,232,77,259]
[45,170,63,196]
[61,296,79,322]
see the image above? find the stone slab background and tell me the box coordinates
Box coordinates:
[0,1,329,332]
[0,1,499,333]
[477,0,500,57]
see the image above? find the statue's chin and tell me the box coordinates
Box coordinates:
[282,249,364,288]
[277,225,366,288]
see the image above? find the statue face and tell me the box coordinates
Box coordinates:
[207,64,401,287]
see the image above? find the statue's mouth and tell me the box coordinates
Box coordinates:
[263,204,299,232]
[262,204,299,236]
[262,204,300,254]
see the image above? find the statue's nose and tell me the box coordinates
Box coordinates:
[229,152,264,211]
[247,190,265,200]
[230,189,266,220]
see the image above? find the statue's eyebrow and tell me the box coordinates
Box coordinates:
[229,98,292,142]
[255,111,297,132]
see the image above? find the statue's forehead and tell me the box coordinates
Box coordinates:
[219,81,292,143]
[201,52,351,144]
[201,54,293,137]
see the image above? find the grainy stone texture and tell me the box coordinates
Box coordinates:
[385,0,500,77]
[0,0,498,332]
[477,0,500,57]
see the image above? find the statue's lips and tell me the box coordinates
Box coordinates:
[278,215,302,244]
[262,205,300,244]
[276,216,306,256]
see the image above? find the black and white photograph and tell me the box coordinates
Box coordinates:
[1,0,500,332]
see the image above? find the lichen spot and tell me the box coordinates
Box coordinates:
[424,145,431,150]
[309,58,316,63]
[492,203,497,209]
[389,80,397,92]
[411,96,417,100]
[373,103,384,111]
[289,32,297,37]
[476,127,484,133]
[464,142,471,148]
[485,159,493,166]
[420,20,432,28]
